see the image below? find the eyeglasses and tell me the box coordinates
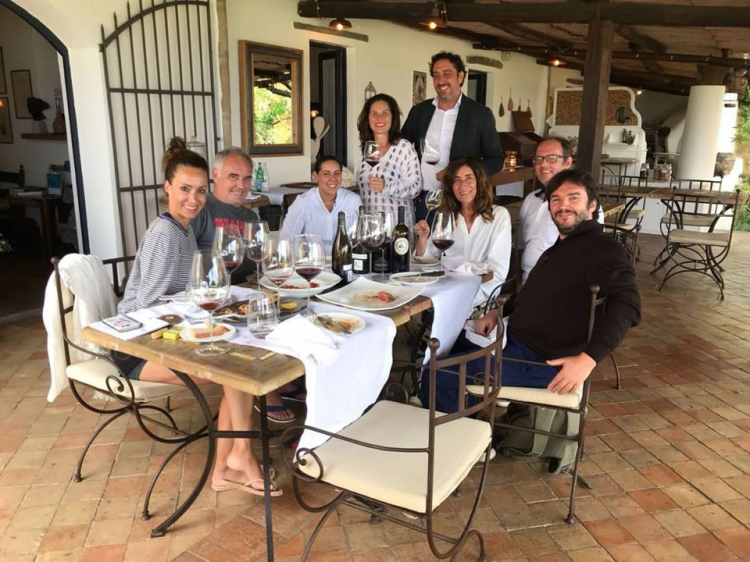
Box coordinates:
[532,154,564,165]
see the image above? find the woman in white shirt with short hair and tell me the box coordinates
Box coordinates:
[280,155,361,254]
[414,158,512,309]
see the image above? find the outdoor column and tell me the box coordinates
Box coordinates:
[677,85,725,180]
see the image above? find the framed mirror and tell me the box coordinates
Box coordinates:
[239,41,303,155]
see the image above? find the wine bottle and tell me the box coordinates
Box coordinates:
[392,206,411,273]
[373,212,393,275]
[352,206,370,275]
[332,212,353,284]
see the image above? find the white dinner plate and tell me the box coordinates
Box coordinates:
[260,270,341,297]
[180,323,237,343]
[389,272,442,286]
[313,312,366,334]
[316,277,424,311]
[411,256,440,270]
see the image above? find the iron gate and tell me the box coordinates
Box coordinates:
[101,0,218,257]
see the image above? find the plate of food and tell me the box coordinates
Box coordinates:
[180,323,237,343]
[316,277,424,311]
[411,255,441,270]
[260,271,341,297]
[389,271,444,286]
[312,312,365,335]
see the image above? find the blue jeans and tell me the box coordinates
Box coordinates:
[418,331,560,414]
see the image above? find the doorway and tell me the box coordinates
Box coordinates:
[468,70,487,106]
[0,1,83,320]
[310,42,347,163]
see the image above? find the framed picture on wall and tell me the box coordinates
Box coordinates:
[0,98,13,143]
[11,70,33,119]
[0,48,6,94]
[412,71,427,107]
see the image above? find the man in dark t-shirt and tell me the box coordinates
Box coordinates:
[192,147,259,284]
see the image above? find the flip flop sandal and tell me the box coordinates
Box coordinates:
[211,473,282,497]
[254,403,298,424]
[280,386,307,403]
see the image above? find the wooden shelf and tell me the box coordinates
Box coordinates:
[20,133,67,141]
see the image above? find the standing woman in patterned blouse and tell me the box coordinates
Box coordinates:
[356,94,421,229]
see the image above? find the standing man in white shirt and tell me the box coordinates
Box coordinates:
[402,52,504,222]
[519,136,578,282]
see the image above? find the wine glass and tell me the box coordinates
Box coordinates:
[244,220,270,291]
[262,237,295,295]
[431,211,454,273]
[372,211,394,282]
[293,234,326,317]
[425,188,443,212]
[363,141,381,167]
[212,224,244,277]
[246,294,279,339]
[358,213,385,278]
[420,137,441,166]
[187,250,232,356]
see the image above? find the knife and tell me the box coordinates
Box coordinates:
[397,271,445,280]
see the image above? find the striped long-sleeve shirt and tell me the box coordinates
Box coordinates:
[119,214,198,314]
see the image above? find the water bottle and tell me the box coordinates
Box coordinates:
[261,163,270,191]
[254,162,264,193]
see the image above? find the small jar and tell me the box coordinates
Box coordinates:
[505,151,518,170]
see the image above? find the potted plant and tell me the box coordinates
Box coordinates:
[27,96,50,134]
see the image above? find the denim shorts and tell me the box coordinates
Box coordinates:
[111,352,146,381]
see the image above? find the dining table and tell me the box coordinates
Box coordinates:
[597,185,659,224]
[81,268,493,560]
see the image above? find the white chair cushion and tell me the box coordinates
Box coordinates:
[297,400,491,514]
[661,213,718,227]
[604,222,637,231]
[626,209,644,221]
[466,384,582,409]
[668,229,730,247]
[67,359,183,402]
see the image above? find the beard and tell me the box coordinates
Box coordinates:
[552,208,589,235]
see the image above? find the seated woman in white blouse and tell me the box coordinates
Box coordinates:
[414,158,512,309]
[280,155,362,254]
[356,94,421,229]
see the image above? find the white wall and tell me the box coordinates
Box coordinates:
[226,0,549,183]
[0,6,69,186]
[635,91,688,126]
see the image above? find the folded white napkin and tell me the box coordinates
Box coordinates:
[442,256,491,276]
[266,314,342,365]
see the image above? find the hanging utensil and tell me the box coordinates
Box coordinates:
[498,96,505,117]
[527,99,532,117]
[507,88,514,111]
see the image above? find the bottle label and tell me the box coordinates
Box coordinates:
[393,238,409,256]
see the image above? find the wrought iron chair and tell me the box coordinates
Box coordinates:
[467,286,606,524]
[47,256,209,519]
[282,323,505,561]
[654,189,741,300]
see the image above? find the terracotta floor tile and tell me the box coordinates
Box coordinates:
[686,504,741,531]
[547,523,599,551]
[568,546,616,561]
[606,544,657,562]
[39,524,89,553]
[643,539,697,561]
[584,519,637,547]
[619,514,672,543]
[720,498,750,525]
[637,465,683,487]
[652,510,706,538]
[678,533,739,562]
[714,527,750,558]
[629,489,679,513]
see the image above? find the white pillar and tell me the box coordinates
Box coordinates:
[677,85,725,181]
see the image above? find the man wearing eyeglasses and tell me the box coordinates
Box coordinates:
[402,51,504,222]
[519,137,574,283]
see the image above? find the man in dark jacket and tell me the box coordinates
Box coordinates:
[420,169,641,411]
[402,52,504,221]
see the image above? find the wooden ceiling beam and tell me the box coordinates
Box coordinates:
[298,2,750,27]
[488,23,573,51]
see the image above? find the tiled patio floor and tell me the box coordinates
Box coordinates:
[1,232,750,562]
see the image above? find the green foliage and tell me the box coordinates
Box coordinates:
[253,86,292,145]
[737,94,750,145]
[735,174,750,232]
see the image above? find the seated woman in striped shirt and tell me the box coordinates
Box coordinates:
[117,137,280,497]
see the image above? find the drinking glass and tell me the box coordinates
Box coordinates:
[431,211,454,272]
[420,137,440,166]
[358,213,385,277]
[262,237,295,294]
[425,188,443,212]
[363,140,381,167]
[246,294,279,339]
[212,224,244,276]
[244,220,270,291]
[187,250,232,356]
[372,211,394,282]
[293,234,326,317]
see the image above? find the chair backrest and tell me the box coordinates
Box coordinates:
[665,186,740,234]
[102,255,136,297]
[282,193,300,216]
[0,165,25,188]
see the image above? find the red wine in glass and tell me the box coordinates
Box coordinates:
[246,246,264,263]
[223,259,239,273]
[266,272,292,287]
[198,301,223,311]
[432,239,455,252]
[361,240,382,253]
[296,266,323,282]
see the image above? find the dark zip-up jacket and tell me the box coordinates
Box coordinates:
[509,220,641,363]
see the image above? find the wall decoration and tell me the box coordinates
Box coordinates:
[364,81,376,101]
[412,71,427,106]
[0,48,6,94]
[554,89,633,126]
[11,70,33,119]
[0,98,13,143]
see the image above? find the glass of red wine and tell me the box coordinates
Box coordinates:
[187,250,232,356]
[420,137,441,166]
[293,234,326,317]
[363,140,381,167]
[431,211,454,273]
[212,224,244,277]
[244,220,270,291]
[262,237,294,299]
[358,213,385,277]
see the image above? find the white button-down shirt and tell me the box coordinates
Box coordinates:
[280,188,362,255]
[421,95,462,193]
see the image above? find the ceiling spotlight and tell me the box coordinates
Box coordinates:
[636,89,643,95]
[420,1,447,30]
[550,59,562,67]
[329,18,352,31]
